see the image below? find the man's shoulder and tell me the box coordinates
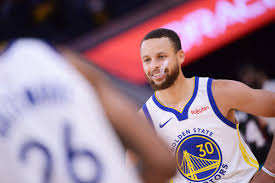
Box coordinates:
[211,79,250,103]
[212,79,244,90]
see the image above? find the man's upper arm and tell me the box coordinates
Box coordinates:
[213,80,275,117]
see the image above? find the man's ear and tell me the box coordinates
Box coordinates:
[177,50,185,65]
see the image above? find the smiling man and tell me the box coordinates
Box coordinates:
[139,28,275,183]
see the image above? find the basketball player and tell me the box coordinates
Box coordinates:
[0,38,176,183]
[139,28,275,183]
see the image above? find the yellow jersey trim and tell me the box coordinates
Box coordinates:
[237,124,259,170]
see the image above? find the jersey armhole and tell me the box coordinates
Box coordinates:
[142,103,155,130]
[207,78,237,129]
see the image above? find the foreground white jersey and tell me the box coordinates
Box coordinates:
[143,77,258,183]
[0,39,141,183]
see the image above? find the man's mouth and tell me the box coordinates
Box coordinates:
[151,72,166,80]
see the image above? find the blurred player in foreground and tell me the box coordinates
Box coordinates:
[139,28,275,183]
[0,38,176,183]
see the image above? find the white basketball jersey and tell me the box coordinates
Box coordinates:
[0,39,141,183]
[143,77,258,183]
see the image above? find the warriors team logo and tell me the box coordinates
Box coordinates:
[176,134,222,182]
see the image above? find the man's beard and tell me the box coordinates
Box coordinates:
[146,64,179,90]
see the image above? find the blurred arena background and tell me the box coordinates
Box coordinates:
[1,0,275,168]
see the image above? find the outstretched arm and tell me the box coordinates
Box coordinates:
[250,134,275,183]
[61,48,177,183]
[213,79,275,118]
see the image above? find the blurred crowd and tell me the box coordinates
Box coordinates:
[0,0,151,43]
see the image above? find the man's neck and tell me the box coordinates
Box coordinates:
[155,73,195,108]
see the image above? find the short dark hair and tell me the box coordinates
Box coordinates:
[141,28,182,52]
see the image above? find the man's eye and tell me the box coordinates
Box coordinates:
[144,59,150,62]
[159,55,166,59]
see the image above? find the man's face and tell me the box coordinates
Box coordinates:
[140,37,180,90]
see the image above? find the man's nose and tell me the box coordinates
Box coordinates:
[150,59,161,69]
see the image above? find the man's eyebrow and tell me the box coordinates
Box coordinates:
[142,55,149,59]
[156,51,167,55]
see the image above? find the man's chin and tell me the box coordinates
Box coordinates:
[150,82,170,91]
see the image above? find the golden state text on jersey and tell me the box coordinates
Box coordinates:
[174,131,227,182]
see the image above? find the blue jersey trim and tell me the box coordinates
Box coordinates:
[152,76,199,121]
[142,103,155,129]
[207,78,236,129]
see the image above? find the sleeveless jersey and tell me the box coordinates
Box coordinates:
[143,77,258,183]
[0,39,141,183]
